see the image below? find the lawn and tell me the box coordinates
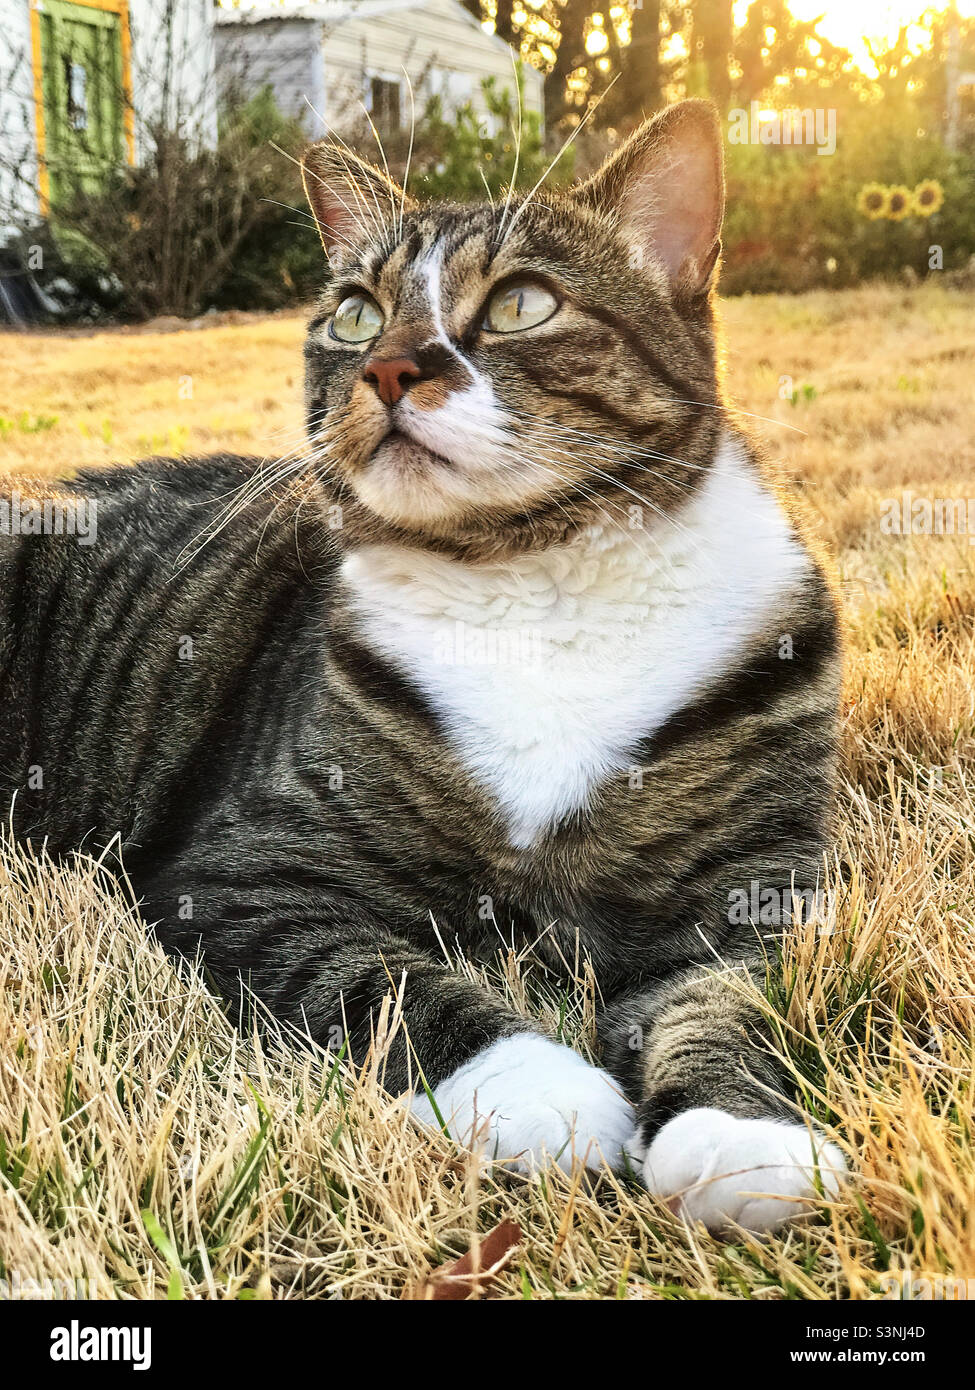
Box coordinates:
[1,282,973,1299]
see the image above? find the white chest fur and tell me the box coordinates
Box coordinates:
[340,434,809,848]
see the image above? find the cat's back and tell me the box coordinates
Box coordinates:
[0,454,326,676]
[0,453,338,849]
[0,449,337,614]
[0,453,267,598]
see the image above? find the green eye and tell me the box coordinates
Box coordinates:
[330,293,384,344]
[483,281,559,334]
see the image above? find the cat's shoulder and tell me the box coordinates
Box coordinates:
[71,453,264,504]
[40,454,341,585]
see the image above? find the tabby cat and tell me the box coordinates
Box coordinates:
[1,99,846,1232]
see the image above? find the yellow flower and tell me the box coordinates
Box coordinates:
[912,179,944,217]
[886,185,913,220]
[857,183,889,220]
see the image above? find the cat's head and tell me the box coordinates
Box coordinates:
[301,99,724,560]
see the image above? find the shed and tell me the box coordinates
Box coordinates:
[214,0,544,140]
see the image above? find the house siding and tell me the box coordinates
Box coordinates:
[214,1,543,140]
[127,0,216,158]
[0,0,40,218]
[322,0,544,130]
[215,16,325,129]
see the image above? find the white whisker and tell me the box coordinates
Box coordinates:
[400,67,416,239]
[497,45,524,243]
[499,77,618,248]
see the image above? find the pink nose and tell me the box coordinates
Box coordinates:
[363,355,422,407]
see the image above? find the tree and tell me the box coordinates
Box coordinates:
[604,1,663,129]
[692,0,734,106]
[734,0,851,105]
[494,0,517,48]
[542,0,593,126]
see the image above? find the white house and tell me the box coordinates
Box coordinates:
[0,0,542,224]
[0,0,215,220]
[213,0,544,139]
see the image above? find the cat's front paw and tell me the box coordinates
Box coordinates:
[410,1033,637,1174]
[642,1107,846,1234]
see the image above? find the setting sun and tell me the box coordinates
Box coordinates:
[787,0,975,71]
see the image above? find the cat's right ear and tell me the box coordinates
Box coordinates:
[575,100,724,300]
[301,143,416,261]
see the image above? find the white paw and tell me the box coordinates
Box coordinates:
[643,1107,846,1234]
[410,1033,637,1174]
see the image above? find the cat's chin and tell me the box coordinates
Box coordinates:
[351,436,470,528]
[350,432,557,537]
[352,436,474,528]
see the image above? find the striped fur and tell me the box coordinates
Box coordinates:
[0,102,844,1223]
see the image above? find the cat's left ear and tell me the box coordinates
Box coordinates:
[302,142,417,261]
[575,100,724,299]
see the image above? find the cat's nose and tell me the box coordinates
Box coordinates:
[362,354,422,407]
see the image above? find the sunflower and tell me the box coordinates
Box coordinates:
[886,185,913,220]
[912,179,944,217]
[857,183,889,220]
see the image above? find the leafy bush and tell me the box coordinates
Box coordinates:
[399,75,570,201]
[49,87,320,320]
[207,88,322,313]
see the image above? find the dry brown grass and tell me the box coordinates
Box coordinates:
[1,282,974,1300]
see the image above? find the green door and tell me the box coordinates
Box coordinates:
[38,0,126,206]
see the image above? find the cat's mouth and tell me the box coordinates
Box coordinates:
[377,428,456,473]
[350,426,478,529]
[350,418,553,531]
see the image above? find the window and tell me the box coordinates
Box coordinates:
[65,58,88,132]
[370,77,401,134]
[428,69,473,114]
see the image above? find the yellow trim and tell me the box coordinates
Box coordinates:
[119,1,136,165]
[29,0,136,217]
[29,3,49,213]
